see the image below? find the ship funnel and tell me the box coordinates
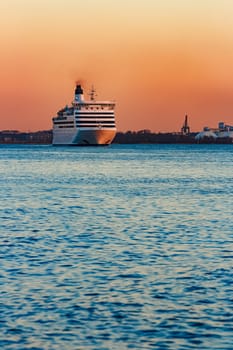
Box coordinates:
[75,84,84,102]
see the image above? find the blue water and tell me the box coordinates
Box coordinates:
[0,144,233,350]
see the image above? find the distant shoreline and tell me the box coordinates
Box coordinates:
[0,130,232,144]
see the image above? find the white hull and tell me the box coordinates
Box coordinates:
[52,128,116,146]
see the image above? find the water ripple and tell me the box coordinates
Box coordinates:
[0,144,233,349]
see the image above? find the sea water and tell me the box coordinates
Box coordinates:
[0,144,232,350]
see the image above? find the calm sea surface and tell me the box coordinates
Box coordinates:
[0,144,233,350]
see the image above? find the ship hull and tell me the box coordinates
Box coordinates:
[52,128,116,146]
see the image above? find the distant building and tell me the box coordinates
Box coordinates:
[195,122,233,142]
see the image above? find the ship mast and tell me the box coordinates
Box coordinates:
[89,85,97,101]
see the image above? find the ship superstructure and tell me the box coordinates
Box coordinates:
[52,84,116,145]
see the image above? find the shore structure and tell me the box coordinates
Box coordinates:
[52,85,116,146]
[195,122,233,142]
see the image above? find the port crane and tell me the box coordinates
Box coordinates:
[181,115,190,135]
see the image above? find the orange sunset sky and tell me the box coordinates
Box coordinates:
[0,0,233,132]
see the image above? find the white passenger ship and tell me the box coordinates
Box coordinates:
[52,84,116,145]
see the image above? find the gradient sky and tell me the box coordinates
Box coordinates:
[1,0,233,132]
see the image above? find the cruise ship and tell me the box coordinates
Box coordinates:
[52,84,116,145]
